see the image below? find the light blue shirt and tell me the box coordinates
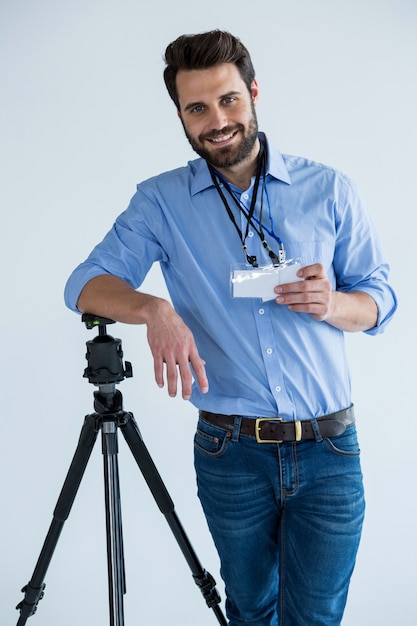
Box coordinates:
[64,133,397,420]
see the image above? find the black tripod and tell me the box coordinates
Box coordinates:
[16,314,227,626]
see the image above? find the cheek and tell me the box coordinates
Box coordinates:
[182,117,203,139]
[194,123,211,142]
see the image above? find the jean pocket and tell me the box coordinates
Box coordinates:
[324,424,361,457]
[194,419,232,458]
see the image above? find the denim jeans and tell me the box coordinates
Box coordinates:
[194,415,365,626]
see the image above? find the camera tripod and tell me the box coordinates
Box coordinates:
[16,314,227,626]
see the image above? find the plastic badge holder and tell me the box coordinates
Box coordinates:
[231,258,303,301]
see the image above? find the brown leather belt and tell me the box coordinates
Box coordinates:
[199,406,355,443]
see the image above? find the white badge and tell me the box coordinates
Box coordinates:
[231,259,303,301]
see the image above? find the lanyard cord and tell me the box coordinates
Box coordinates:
[209,144,284,267]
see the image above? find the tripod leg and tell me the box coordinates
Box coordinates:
[16,414,99,625]
[101,421,126,626]
[119,412,228,626]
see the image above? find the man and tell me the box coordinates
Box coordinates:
[65,30,397,625]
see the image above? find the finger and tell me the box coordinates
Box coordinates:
[275,278,324,296]
[191,357,209,396]
[297,263,326,280]
[276,288,332,319]
[165,356,181,398]
[277,289,330,305]
[287,302,329,319]
[177,359,194,400]
[153,355,165,389]
[179,348,209,400]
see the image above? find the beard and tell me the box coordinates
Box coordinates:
[181,105,259,169]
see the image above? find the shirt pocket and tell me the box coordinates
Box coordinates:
[285,242,336,284]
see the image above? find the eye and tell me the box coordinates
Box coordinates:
[223,96,236,105]
[190,104,205,114]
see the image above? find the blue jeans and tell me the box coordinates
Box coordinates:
[194,415,365,626]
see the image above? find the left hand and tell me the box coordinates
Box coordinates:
[274,263,333,321]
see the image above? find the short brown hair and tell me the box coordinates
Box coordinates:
[163,30,256,109]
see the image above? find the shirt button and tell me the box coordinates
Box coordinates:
[248,231,254,238]
[266,348,273,355]
[275,386,282,393]
[243,193,249,200]
[258,308,265,315]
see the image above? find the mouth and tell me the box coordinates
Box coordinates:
[206,129,239,145]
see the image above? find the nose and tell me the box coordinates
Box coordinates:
[207,105,228,131]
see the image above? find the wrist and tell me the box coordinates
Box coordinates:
[137,295,172,325]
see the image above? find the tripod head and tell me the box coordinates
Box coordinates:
[82,314,133,385]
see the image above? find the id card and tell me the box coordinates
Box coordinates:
[231,259,303,301]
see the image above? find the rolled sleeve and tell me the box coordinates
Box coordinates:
[64,190,168,312]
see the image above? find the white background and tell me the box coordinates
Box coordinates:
[1,1,415,624]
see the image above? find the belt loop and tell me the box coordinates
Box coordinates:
[310,418,323,443]
[232,415,242,442]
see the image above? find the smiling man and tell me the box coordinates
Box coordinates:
[65,30,397,625]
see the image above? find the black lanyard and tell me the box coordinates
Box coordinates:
[209,144,282,267]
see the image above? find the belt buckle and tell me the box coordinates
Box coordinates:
[255,417,283,443]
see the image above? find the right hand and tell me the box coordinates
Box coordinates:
[77,275,207,400]
[146,300,209,400]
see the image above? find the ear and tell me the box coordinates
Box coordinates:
[251,78,259,106]
[177,109,182,119]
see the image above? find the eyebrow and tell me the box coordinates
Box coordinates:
[183,90,242,112]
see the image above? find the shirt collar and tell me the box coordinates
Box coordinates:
[261,133,292,185]
[190,132,291,196]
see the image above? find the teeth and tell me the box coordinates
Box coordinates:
[210,133,234,143]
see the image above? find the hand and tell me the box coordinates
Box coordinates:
[146,300,209,400]
[274,263,333,321]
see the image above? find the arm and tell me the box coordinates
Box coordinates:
[274,263,378,332]
[77,275,209,399]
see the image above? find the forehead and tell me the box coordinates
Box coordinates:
[176,63,246,108]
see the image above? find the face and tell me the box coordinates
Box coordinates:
[176,63,259,171]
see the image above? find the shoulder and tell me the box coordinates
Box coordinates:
[282,153,347,180]
[136,158,204,195]
[122,157,210,222]
[264,133,354,194]
[281,152,359,201]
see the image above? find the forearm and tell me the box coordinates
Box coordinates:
[77,274,209,399]
[77,274,171,325]
[325,290,378,332]
[275,264,379,332]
